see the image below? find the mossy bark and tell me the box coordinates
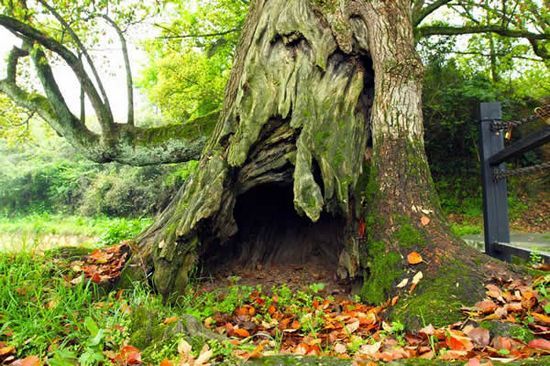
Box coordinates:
[124,0,512,328]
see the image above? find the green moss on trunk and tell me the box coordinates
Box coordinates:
[360,241,403,304]
[390,259,484,328]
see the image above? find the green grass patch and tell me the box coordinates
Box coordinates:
[450,222,482,236]
[0,213,152,238]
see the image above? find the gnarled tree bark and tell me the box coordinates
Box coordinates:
[125,0,511,328]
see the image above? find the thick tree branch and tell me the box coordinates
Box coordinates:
[5,46,28,82]
[416,25,549,41]
[413,0,454,27]
[0,14,115,132]
[528,39,549,61]
[101,14,134,126]
[37,0,113,122]
[0,78,104,161]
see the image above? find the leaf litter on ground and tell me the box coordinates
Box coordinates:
[2,244,550,365]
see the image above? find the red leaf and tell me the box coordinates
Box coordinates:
[358,219,366,238]
[528,338,550,351]
[116,345,142,365]
[446,331,474,351]
[90,272,102,284]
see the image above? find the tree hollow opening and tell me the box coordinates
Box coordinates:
[202,183,346,275]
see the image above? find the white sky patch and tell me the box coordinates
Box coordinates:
[0,20,156,123]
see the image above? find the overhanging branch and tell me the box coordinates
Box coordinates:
[413,0,454,27]
[37,0,113,123]
[0,14,114,131]
[416,25,548,40]
[101,14,134,126]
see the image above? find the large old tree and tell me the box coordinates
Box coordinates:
[1,0,548,326]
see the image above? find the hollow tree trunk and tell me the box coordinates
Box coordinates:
[126,0,511,328]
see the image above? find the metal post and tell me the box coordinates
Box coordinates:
[479,102,510,261]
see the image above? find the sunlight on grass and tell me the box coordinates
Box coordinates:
[0,214,152,252]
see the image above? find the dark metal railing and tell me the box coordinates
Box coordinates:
[478,102,550,263]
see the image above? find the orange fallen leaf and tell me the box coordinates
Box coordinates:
[521,291,537,310]
[407,251,423,265]
[0,346,15,357]
[163,316,178,325]
[532,313,550,325]
[233,328,250,338]
[446,331,474,351]
[475,300,497,314]
[11,356,41,366]
[115,345,142,365]
[420,215,431,226]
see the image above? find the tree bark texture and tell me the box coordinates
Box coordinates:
[126,0,510,327]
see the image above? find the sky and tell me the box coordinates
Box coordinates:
[0,22,151,123]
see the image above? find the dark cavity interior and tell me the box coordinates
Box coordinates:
[203,183,345,270]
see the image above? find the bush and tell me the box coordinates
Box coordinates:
[0,141,198,218]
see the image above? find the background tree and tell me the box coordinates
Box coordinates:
[0,0,548,328]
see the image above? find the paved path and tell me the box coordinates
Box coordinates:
[462,232,550,253]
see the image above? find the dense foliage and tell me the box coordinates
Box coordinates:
[0,140,198,217]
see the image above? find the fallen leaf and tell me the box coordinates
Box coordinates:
[467,358,481,366]
[532,313,550,325]
[163,316,178,325]
[233,328,250,338]
[115,345,141,365]
[475,300,497,314]
[334,343,347,354]
[358,342,381,356]
[412,271,423,285]
[344,320,360,334]
[420,216,431,226]
[407,252,423,265]
[446,331,474,351]
[491,336,513,351]
[528,338,550,351]
[521,291,537,310]
[466,327,490,347]
[0,346,15,357]
[396,278,409,288]
[11,356,41,366]
[419,324,435,336]
[195,345,213,365]
[178,339,192,357]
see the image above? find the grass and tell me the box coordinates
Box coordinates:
[0,214,153,251]
[0,248,332,364]
[0,213,152,238]
[0,249,227,364]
